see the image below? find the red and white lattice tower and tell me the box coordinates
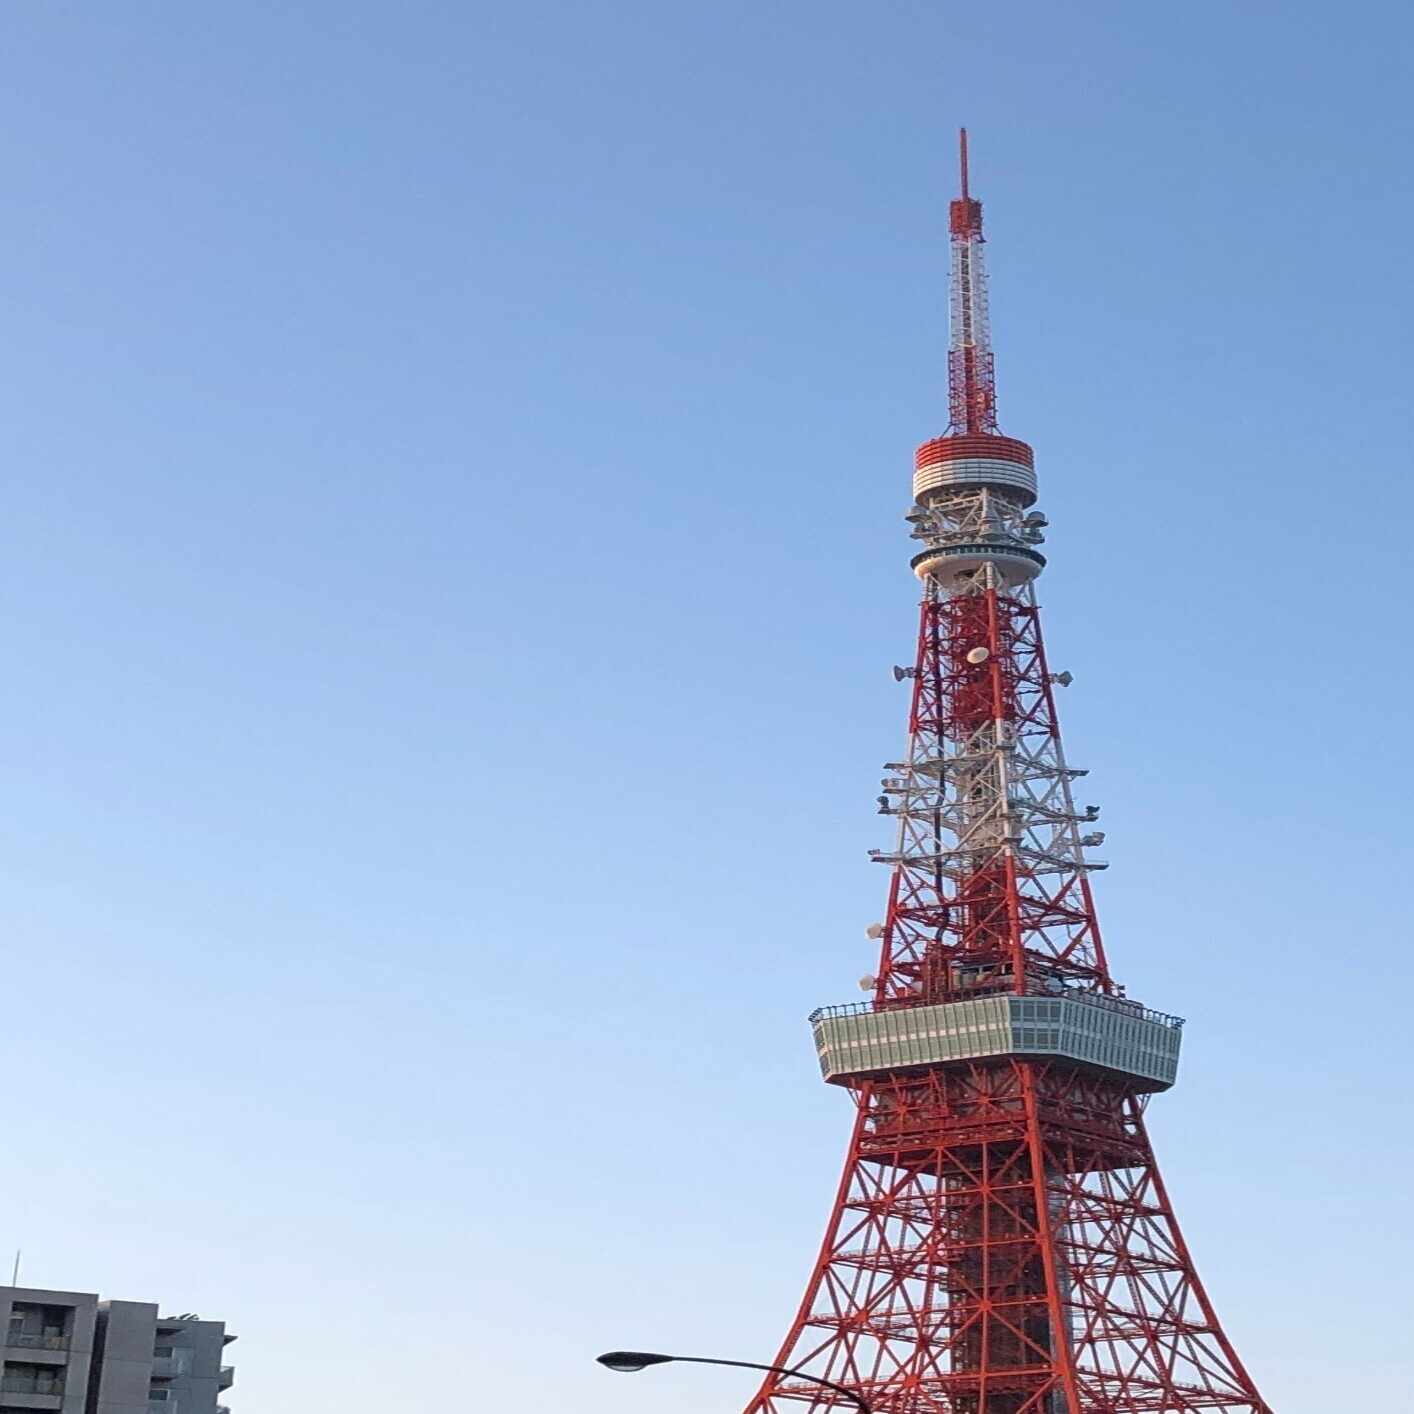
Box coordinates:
[744,132,1274,1414]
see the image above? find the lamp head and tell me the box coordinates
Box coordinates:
[597,1351,674,1374]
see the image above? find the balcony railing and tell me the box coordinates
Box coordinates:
[810,990,1184,1031]
[1,1375,66,1394]
[4,1332,70,1351]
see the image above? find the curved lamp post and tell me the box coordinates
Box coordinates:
[596,1350,873,1413]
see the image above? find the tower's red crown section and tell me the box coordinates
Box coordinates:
[915,433,1035,472]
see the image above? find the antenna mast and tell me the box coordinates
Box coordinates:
[948,126,997,434]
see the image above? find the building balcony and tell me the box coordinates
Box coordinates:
[0,1377,65,1410]
[1,1334,69,1353]
[0,1345,67,1368]
[0,1376,66,1392]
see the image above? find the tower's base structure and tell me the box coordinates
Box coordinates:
[744,136,1272,1414]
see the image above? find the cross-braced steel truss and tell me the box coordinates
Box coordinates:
[744,1063,1270,1414]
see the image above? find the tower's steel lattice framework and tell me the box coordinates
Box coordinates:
[745,134,1273,1414]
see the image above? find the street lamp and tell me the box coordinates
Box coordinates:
[596,1350,873,1412]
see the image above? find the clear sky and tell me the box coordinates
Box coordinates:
[0,3,1408,1411]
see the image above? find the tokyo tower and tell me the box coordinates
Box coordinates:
[744,133,1274,1414]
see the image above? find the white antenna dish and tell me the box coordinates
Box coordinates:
[965,646,990,665]
[858,975,877,992]
[865,923,885,939]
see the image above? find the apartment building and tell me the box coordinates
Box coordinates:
[0,1287,233,1414]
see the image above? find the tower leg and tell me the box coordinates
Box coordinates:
[744,1064,1270,1414]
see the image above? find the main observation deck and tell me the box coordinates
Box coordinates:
[811,992,1183,1092]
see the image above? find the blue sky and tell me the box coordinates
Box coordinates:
[0,3,1409,1411]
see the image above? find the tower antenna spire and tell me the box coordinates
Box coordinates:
[947,127,996,433]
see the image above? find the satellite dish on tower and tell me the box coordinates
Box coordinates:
[966,646,990,665]
[865,923,885,939]
[858,975,877,992]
